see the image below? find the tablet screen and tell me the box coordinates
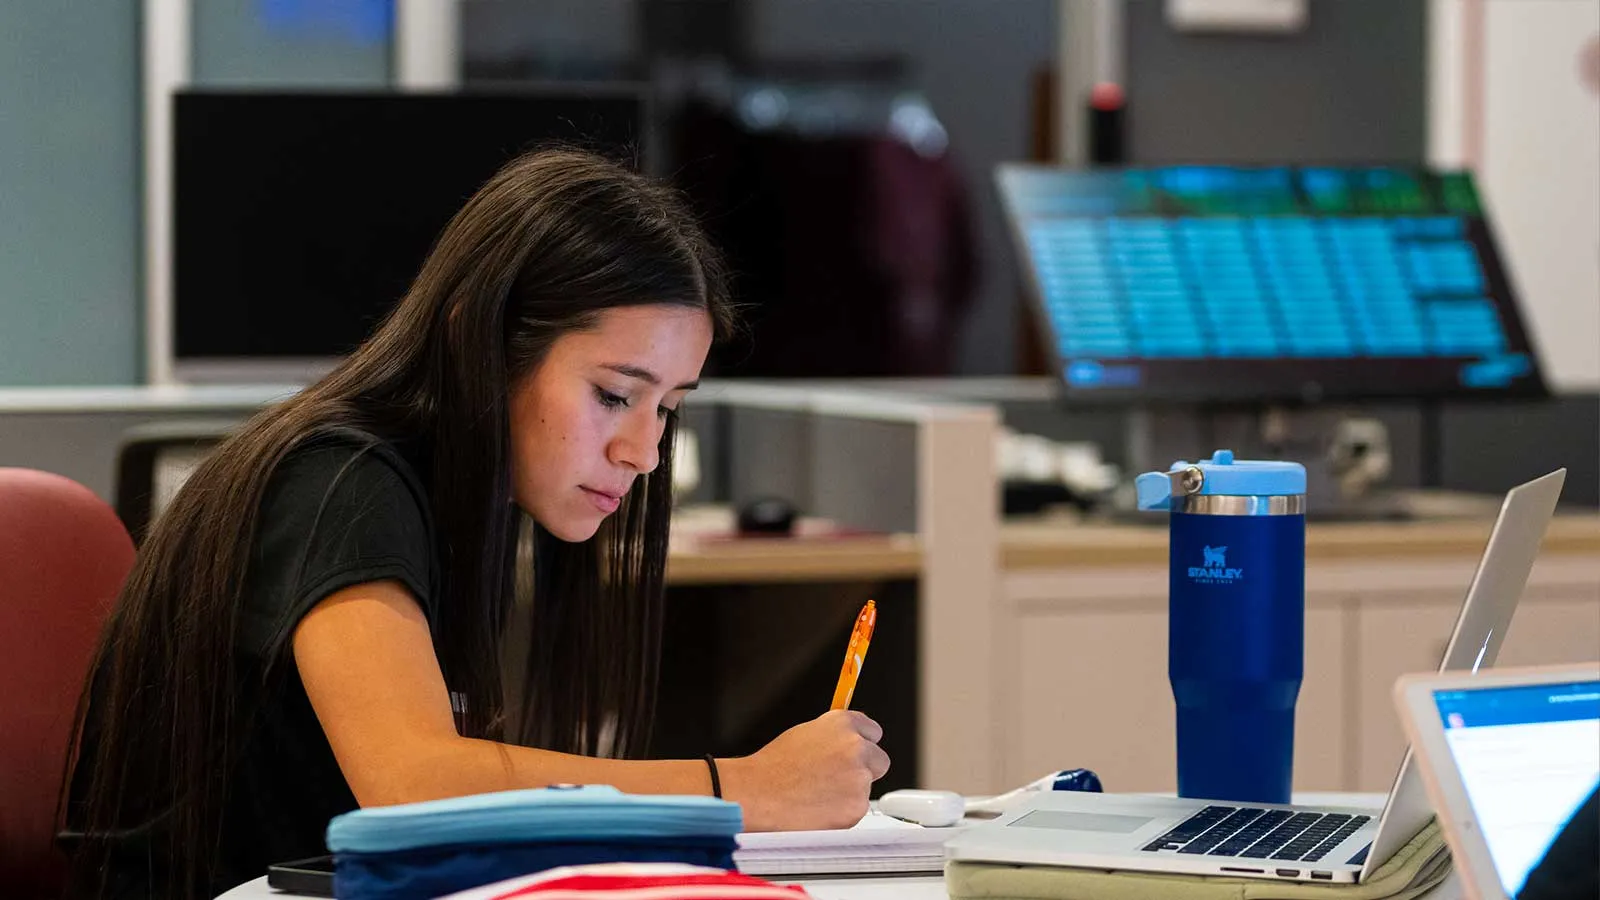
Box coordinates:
[1433,679,1600,895]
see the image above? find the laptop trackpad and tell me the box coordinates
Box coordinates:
[1009,810,1152,834]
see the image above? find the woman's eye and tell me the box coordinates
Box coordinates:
[595,388,629,410]
[658,405,677,421]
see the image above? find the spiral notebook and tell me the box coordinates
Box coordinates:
[733,809,964,876]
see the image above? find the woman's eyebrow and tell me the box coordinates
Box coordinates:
[601,363,700,391]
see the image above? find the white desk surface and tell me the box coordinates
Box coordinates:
[217,873,949,900]
[216,792,1464,900]
[219,863,1462,900]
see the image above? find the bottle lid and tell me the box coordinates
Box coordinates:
[1135,449,1306,511]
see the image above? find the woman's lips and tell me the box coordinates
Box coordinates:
[581,486,621,513]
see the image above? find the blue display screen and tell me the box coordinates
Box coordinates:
[998,166,1544,402]
[1435,681,1600,728]
[1431,680,1600,895]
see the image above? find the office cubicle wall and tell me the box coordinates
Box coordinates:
[0,386,295,503]
[692,382,1003,793]
[710,395,919,535]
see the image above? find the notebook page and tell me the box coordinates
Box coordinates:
[736,809,935,852]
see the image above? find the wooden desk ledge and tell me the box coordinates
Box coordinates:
[1002,513,1600,569]
[666,505,921,585]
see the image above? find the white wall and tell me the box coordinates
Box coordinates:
[0,2,140,385]
[1479,0,1600,391]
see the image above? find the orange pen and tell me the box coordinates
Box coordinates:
[830,599,877,710]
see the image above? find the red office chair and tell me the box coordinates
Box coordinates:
[0,468,134,897]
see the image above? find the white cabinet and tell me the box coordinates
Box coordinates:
[1000,569,1346,794]
[1010,604,1174,792]
[1292,605,1348,792]
[1351,595,1461,791]
[996,522,1600,795]
[1349,557,1600,791]
[1497,593,1600,666]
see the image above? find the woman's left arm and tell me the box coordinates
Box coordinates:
[293,578,716,807]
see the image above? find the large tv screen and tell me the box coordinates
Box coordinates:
[174,88,644,365]
[997,164,1547,404]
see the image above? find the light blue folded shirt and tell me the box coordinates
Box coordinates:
[326,785,744,854]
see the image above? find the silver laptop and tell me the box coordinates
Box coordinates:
[948,470,1567,885]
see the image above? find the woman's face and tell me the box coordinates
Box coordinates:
[509,304,713,542]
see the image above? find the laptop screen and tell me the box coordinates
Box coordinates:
[1433,679,1600,895]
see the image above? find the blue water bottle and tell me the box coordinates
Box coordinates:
[1135,449,1306,804]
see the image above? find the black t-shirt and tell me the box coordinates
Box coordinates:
[79,427,440,898]
[1518,784,1599,900]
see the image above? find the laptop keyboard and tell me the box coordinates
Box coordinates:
[1140,806,1373,862]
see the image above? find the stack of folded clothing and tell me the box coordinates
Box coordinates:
[325,785,746,900]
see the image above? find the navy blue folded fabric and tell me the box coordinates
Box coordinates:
[333,837,739,900]
[324,786,743,900]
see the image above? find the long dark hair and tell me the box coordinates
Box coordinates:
[64,148,735,898]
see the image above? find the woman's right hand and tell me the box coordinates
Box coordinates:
[719,710,891,832]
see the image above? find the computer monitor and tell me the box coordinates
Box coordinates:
[172,87,644,381]
[997,164,1547,405]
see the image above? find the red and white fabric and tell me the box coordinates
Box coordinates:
[440,862,812,900]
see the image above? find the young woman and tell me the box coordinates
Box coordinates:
[65,149,890,899]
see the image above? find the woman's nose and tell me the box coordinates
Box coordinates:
[610,412,661,474]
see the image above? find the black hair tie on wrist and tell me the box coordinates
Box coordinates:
[702,754,722,799]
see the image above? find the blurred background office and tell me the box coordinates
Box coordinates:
[0,0,1598,830]
[1,0,1596,501]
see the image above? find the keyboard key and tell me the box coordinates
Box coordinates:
[1179,808,1266,855]
[1238,812,1323,858]
[1207,810,1292,856]
[1302,815,1373,862]
[1146,806,1235,848]
[1271,814,1351,861]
